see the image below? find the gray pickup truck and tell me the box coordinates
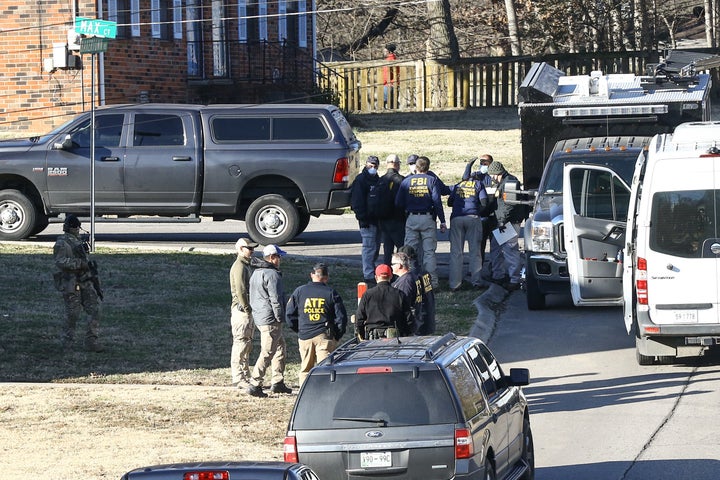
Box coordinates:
[0,103,361,244]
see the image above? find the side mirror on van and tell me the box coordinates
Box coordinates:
[506,368,530,386]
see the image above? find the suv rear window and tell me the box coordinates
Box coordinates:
[292,369,457,429]
[211,116,329,142]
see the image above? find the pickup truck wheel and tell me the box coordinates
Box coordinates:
[525,266,546,310]
[30,216,50,236]
[297,210,311,235]
[0,189,37,240]
[246,194,299,245]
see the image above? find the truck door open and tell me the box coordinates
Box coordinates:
[562,165,631,306]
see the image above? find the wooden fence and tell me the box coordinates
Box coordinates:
[318,49,720,113]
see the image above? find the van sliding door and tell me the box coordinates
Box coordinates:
[563,165,631,306]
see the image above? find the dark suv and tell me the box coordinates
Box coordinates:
[283,333,534,480]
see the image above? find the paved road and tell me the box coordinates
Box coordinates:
[30,213,456,275]
[489,291,720,480]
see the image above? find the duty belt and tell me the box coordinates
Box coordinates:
[408,211,432,215]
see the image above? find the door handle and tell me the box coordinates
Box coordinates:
[172,156,192,162]
[100,156,120,162]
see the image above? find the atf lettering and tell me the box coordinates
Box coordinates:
[304,297,326,321]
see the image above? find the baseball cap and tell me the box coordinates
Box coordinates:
[366,155,380,166]
[406,154,419,165]
[263,244,287,257]
[386,154,400,164]
[235,237,258,251]
[375,264,392,278]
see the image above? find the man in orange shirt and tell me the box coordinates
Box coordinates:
[382,43,399,109]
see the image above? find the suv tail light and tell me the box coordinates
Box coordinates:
[183,472,228,480]
[455,428,473,459]
[284,435,299,463]
[636,257,648,305]
[333,157,349,183]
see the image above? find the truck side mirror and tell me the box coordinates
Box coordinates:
[506,368,530,386]
[53,134,73,150]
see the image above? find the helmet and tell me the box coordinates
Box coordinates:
[63,214,81,232]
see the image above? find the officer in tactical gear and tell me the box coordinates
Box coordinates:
[53,214,104,352]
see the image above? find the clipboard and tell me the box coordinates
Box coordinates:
[492,226,517,245]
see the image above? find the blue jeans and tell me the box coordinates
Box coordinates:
[360,224,381,279]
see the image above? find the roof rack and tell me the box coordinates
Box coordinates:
[422,333,457,360]
[325,333,460,365]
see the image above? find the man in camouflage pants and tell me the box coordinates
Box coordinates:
[53,214,103,352]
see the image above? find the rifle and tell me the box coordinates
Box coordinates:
[87,260,104,301]
[72,236,103,300]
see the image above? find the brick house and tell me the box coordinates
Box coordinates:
[0,0,316,135]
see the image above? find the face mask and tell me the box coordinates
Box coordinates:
[367,167,377,175]
[479,165,489,175]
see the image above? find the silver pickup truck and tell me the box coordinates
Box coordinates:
[0,103,361,244]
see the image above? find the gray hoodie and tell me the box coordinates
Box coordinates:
[249,258,285,326]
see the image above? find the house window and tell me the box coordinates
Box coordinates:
[173,0,183,39]
[259,0,267,41]
[238,0,259,43]
[298,0,306,47]
[285,0,299,46]
[211,0,228,77]
[278,0,286,42]
[186,0,203,77]
[131,0,140,36]
[107,0,131,39]
[151,0,171,39]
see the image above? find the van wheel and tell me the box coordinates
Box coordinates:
[657,355,676,365]
[635,338,654,365]
[525,267,546,310]
[246,194,299,246]
[0,189,38,240]
[484,458,496,480]
[519,417,535,480]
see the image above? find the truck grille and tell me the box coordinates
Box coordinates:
[557,223,565,253]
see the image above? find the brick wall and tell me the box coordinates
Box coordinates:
[0,0,316,135]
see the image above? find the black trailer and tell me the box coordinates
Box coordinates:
[518,59,712,189]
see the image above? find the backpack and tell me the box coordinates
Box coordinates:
[375,172,400,219]
[366,182,382,219]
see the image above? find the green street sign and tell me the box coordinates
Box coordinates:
[80,37,109,54]
[75,17,117,39]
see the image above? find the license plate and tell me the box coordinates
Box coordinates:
[672,310,698,323]
[360,451,392,468]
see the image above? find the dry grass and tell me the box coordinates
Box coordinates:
[0,108,516,479]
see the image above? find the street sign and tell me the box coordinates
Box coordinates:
[75,17,117,39]
[80,37,109,54]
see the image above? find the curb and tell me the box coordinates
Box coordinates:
[468,282,508,342]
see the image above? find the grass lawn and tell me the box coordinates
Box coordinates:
[0,107,516,478]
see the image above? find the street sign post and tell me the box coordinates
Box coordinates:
[74,17,117,251]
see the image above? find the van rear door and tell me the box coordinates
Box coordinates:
[562,164,631,306]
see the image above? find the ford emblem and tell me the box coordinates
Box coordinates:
[366,431,383,438]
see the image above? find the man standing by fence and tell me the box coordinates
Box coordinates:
[382,43,399,109]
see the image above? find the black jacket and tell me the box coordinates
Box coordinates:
[286,281,348,340]
[350,168,380,226]
[355,281,412,338]
[493,172,526,225]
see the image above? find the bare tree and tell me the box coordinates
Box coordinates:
[426,0,460,59]
[504,0,522,55]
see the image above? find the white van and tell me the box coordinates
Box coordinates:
[563,122,720,365]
